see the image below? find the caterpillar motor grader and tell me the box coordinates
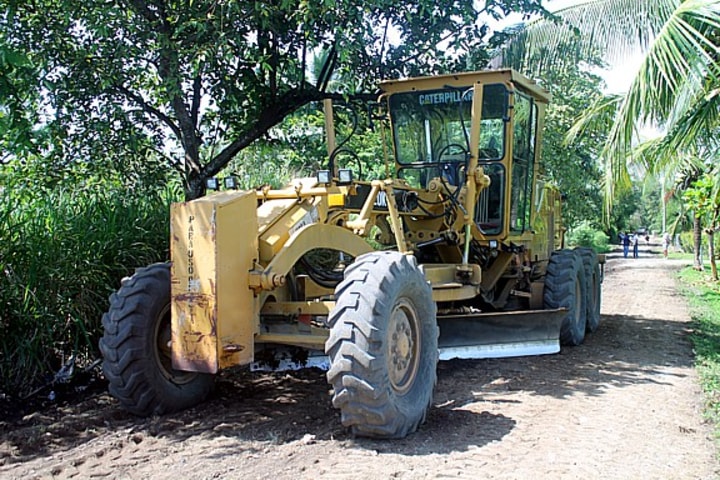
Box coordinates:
[100,68,603,439]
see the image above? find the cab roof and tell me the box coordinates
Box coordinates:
[378,69,551,104]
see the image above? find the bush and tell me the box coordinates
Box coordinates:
[566,222,611,253]
[680,231,694,253]
[679,230,720,258]
[0,183,175,397]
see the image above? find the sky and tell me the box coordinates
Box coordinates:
[518,0,646,94]
[483,0,645,93]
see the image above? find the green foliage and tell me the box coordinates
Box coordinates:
[683,172,720,229]
[676,267,720,440]
[228,100,388,188]
[632,175,664,234]
[0,161,175,397]
[679,230,694,253]
[0,39,40,156]
[679,230,720,257]
[1,0,548,199]
[540,62,607,230]
[566,221,610,253]
[607,186,643,236]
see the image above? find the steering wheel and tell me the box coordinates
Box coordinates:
[436,143,469,187]
[437,143,469,160]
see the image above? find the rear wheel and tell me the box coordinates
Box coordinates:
[325,251,438,438]
[99,263,214,416]
[544,250,587,346]
[575,247,602,333]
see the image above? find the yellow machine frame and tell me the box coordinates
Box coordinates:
[169,69,561,373]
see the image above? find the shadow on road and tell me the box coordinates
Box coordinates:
[435,313,694,404]
[1,249,699,464]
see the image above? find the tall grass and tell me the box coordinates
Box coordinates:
[0,183,175,398]
[676,267,720,440]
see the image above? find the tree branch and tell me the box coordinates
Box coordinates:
[125,0,163,25]
[123,1,197,168]
[114,85,183,140]
[201,87,325,179]
[198,88,376,183]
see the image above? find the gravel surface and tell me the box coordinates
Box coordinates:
[1,246,717,479]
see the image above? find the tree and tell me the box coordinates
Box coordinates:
[1,0,548,199]
[539,58,608,230]
[494,0,720,209]
[682,170,720,278]
[632,129,717,269]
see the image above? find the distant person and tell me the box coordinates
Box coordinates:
[622,232,630,258]
[662,231,671,259]
[632,233,639,258]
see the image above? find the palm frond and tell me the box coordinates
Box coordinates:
[564,93,622,144]
[494,0,678,74]
[597,0,720,211]
[661,86,720,153]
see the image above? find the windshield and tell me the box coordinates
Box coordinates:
[389,83,508,166]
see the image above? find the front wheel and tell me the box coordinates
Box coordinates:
[325,251,438,438]
[99,263,214,416]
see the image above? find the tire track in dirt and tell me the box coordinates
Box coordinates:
[1,249,717,479]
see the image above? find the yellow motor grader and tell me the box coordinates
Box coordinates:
[100,68,603,439]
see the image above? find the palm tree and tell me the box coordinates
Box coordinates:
[634,137,715,269]
[495,0,720,207]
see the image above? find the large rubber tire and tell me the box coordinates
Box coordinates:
[325,251,439,439]
[99,263,214,416]
[544,250,587,346]
[575,247,602,333]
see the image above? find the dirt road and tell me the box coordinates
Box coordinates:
[1,249,717,479]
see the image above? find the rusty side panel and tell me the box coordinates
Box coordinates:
[171,190,258,373]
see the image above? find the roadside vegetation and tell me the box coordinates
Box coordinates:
[0,162,174,397]
[677,266,720,441]
[1,0,718,404]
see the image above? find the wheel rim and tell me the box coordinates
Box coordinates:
[386,298,421,395]
[154,304,198,385]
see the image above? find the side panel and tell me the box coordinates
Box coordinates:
[216,192,259,368]
[171,191,258,373]
[258,197,323,263]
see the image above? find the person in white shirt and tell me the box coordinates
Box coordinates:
[632,233,639,258]
[662,232,671,259]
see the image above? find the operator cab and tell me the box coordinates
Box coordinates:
[380,69,549,239]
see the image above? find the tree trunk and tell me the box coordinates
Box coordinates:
[693,213,703,271]
[708,229,718,281]
[185,172,206,201]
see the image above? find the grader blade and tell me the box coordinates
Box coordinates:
[437,308,567,360]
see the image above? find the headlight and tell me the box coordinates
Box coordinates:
[317,170,331,184]
[224,176,238,189]
[205,177,219,191]
[338,168,353,185]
